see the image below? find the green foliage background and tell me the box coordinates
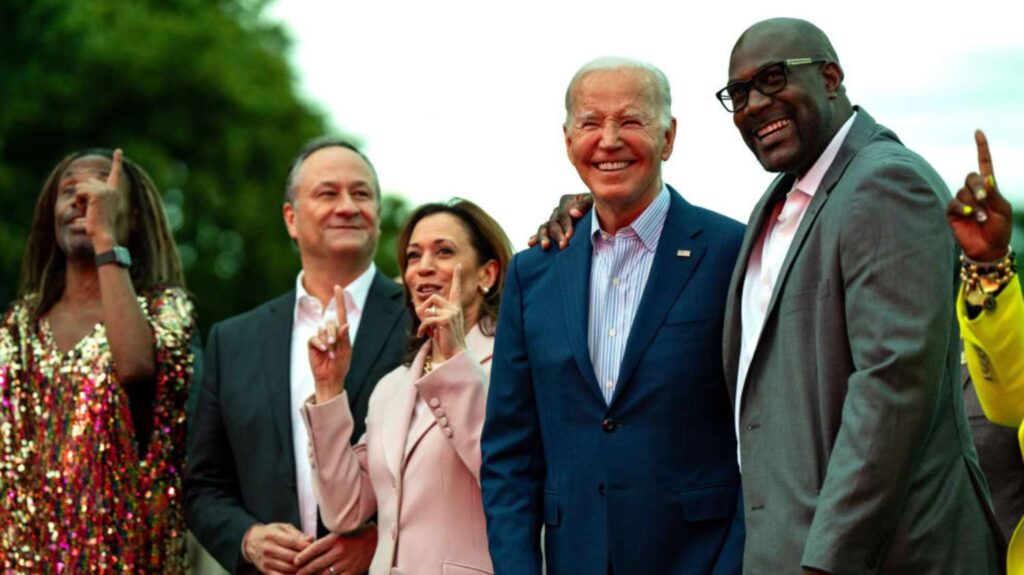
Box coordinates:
[0,0,409,336]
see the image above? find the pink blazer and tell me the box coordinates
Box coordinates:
[301,326,493,575]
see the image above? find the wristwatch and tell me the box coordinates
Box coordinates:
[95,245,132,268]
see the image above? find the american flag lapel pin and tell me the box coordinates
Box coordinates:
[677,249,691,258]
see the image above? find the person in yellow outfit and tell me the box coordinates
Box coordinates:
[948,129,1024,574]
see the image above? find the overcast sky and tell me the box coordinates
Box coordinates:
[267,0,1023,248]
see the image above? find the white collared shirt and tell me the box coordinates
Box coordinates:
[588,185,669,404]
[289,263,376,536]
[735,113,857,451]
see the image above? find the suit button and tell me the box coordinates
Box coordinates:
[745,423,760,430]
[602,418,617,432]
[429,398,440,408]
[598,482,606,495]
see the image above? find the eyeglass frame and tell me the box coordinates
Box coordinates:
[715,58,828,113]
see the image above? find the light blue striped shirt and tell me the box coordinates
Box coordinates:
[588,185,670,404]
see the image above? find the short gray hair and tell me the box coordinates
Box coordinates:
[284,137,380,203]
[564,57,673,130]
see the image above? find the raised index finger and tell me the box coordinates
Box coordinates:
[975,130,995,180]
[107,148,123,188]
[334,284,349,328]
[449,264,463,309]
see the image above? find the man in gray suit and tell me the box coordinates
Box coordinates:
[719,18,1002,573]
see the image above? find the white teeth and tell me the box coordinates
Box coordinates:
[758,119,790,138]
[597,161,630,171]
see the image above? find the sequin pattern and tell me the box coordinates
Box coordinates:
[0,288,193,573]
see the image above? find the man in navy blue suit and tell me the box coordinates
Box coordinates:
[481,58,745,575]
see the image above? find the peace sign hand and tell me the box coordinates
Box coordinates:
[75,148,125,249]
[415,264,468,363]
[947,130,1013,261]
[309,285,352,404]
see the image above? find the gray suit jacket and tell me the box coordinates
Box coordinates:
[185,272,410,573]
[723,109,1002,573]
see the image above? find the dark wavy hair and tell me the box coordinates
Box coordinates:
[397,199,513,364]
[19,149,185,320]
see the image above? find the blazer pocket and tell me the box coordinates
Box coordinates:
[543,491,560,526]
[443,561,493,575]
[664,297,718,325]
[677,483,737,522]
[780,279,831,315]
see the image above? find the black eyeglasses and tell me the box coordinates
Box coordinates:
[715,58,827,113]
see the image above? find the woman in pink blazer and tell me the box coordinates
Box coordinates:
[299,200,512,575]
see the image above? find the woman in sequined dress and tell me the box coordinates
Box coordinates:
[0,149,193,572]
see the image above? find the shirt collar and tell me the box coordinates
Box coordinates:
[792,111,857,197]
[590,184,670,252]
[293,262,377,316]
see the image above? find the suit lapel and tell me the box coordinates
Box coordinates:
[556,211,604,403]
[381,352,422,482]
[611,189,703,405]
[346,272,405,402]
[760,112,876,328]
[260,291,297,478]
[723,174,793,400]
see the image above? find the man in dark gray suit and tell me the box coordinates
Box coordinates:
[186,139,409,574]
[719,18,1002,573]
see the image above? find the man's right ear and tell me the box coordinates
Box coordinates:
[283,202,298,240]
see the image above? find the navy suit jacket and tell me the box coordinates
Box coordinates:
[481,187,745,575]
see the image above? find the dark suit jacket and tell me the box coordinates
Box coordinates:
[185,272,409,573]
[965,362,1024,540]
[482,188,746,575]
[723,109,1002,573]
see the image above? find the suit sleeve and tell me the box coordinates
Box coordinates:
[960,275,1024,427]
[184,322,258,573]
[801,159,959,570]
[302,392,377,533]
[414,350,489,480]
[480,255,546,574]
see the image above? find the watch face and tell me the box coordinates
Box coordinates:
[96,246,132,268]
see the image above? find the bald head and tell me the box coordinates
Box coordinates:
[564,57,673,130]
[733,18,840,64]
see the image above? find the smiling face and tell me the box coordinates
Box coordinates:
[728,29,841,176]
[564,67,676,222]
[403,212,497,330]
[53,154,130,259]
[284,146,380,267]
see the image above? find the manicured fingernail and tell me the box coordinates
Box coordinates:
[974,187,987,201]
[328,351,335,359]
[327,335,335,345]
[976,210,988,223]
[962,205,974,216]
[987,175,996,189]
[318,343,328,352]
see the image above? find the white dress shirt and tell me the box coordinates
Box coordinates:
[588,186,669,404]
[289,264,376,536]
[735,114,857,450]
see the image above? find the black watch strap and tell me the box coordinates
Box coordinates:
[95,245,132,268]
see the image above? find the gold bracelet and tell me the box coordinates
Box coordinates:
[961,248,1015,310]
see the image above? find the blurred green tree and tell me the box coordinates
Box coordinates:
[0,0,408,336]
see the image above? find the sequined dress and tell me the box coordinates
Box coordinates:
[0,288,193,573]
